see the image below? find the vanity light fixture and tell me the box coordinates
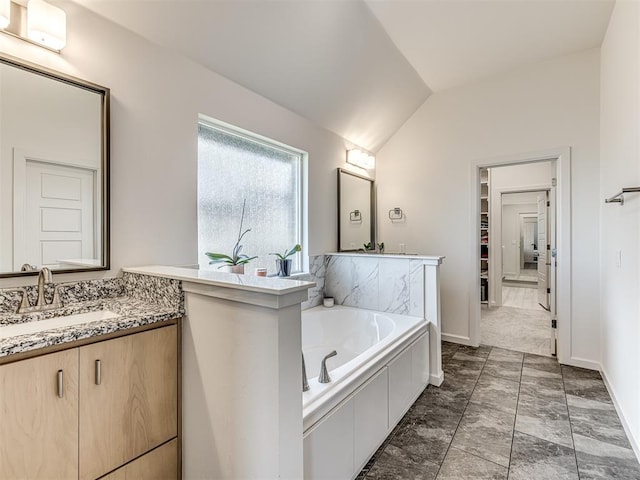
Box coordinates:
[27,0,65,50]
[346,148,375,170]
[0,0,10,29]
[0,0,66,52]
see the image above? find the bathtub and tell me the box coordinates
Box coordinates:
[302,305,430,479]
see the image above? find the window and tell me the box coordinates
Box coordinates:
[197,117,305,275]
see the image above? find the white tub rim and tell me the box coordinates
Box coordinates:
[302,305,428,432]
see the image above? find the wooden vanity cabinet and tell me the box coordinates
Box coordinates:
[0,322,179,480]
[79,325,178,480]
[101,439,178,480]
[0,348,79,479]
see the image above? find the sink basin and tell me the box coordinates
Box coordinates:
[0,310,120,340]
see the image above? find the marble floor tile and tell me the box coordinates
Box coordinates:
[519,373,566,402]
[482,359,523,382]
[562,377,612,404]
[451,351,488,363]
[561,364,603,381]
[523,353,561,375]
[488,347,524,363]
[469,373,520,414]
[365,444,440,480]
[358,345,640,479]
[515,393,573,448]
[441,342,460,361]
[403,402,464,433]
[417,388,472,416]
[436,447,507,480]
[389,417,455,464]
[444,358,484,376]
[508,431,579,480]
[450,402,515,467]
[567,395,632,449]
[455,344,492,359]
[573,433,640,479]
[521,365,562,380]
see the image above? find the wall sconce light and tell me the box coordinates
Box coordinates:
[346,148,375,170]
[0,0,66,52]
[0,0,10,29]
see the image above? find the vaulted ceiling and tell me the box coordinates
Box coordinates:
[76,0,614,153]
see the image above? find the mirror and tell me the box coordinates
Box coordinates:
[0,54,109,277]
[337,168,374,251]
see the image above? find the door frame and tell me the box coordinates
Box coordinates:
[469,147,571,365]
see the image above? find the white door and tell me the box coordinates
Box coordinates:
[15,160,95,269]
[537,193,550,310]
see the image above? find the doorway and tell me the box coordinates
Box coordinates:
[476,160,559,357]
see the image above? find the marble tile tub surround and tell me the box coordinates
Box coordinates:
[323,254,433,316]
[0,273,184,358]
[358,343,640,480]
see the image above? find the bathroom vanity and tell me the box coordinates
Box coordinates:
[0,274,183,480]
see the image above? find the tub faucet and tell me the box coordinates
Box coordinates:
[17,267,61,314]
[302,353,310,392]
[318,350,337,384]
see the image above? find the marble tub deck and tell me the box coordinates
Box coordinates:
[358,342,640,480]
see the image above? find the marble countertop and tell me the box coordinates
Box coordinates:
[0,296,180,359]
[123,265,316,295]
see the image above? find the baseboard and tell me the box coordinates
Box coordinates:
[441,333,475,346]
[429,371,444,387]
[600,366,640,463]
[562,356,600,371]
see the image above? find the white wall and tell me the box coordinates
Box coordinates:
[376,48,601,365]
[599,0,640,456]
[0,1,357,287]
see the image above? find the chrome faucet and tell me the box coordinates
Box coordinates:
[318,350,337,384]
[18,267,61,314]
[302,353,310,392]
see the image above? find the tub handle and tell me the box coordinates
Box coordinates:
[302,353,310,392]
[318,350,337,384]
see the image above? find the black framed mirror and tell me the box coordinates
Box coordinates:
[337,168,375,251]
[0,53,110,277]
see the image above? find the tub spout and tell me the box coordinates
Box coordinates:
[318,350,337,384]
[302,353,310,392]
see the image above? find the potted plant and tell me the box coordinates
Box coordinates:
[205,200,257,274]
[271,244,301,277]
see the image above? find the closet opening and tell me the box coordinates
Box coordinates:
[471,151,571,362]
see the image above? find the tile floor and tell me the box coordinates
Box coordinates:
[358,343,640,480]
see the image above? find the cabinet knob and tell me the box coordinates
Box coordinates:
[57,370,63,398]
[95,359,101,385]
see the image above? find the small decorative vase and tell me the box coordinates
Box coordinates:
[230,264,245,274]
[276,258,292,277]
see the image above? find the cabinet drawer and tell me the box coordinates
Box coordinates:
[100,439,178,480]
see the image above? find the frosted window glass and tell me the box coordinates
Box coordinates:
[197,122,302,275]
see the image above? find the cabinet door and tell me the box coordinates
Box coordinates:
[0,349,79,479]
[304,398,355,480]
[354,368,389,472]
[101,439,178,480]
[79,325,178,480]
